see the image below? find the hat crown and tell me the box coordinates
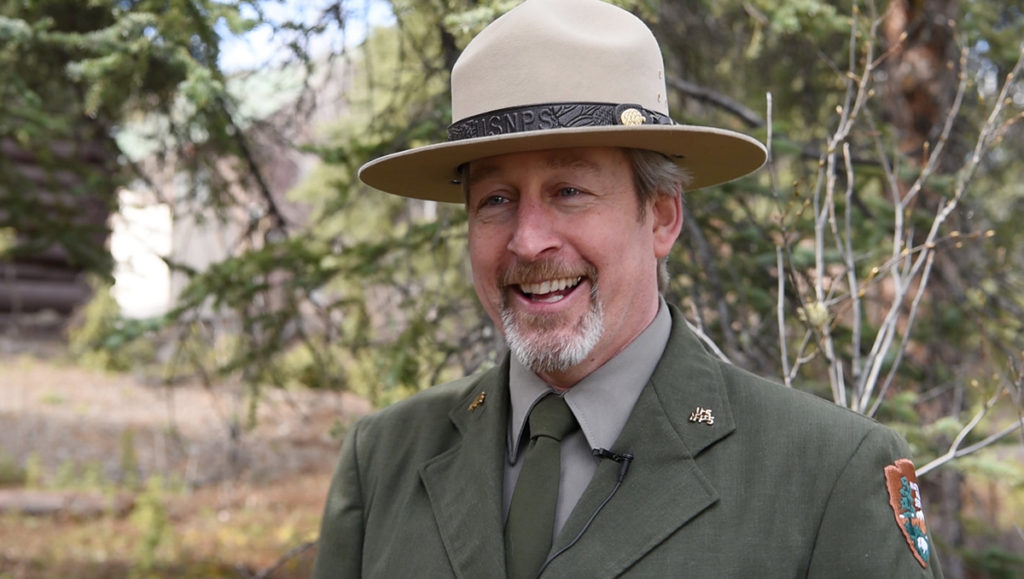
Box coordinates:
[451,0,669,122]
[357,0,766,202]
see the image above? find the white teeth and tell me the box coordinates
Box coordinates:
[534,293,564,303]
[520,277,582,296]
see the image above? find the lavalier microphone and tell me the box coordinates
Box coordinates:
[592,448,634,482]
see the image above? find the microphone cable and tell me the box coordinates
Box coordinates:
[535,449,634,576]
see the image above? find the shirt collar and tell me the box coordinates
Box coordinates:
[507,298,672,462]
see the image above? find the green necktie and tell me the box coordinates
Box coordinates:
[505,394,579,579]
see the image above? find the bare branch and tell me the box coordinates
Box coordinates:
[666,76,764,128]
[776,248,791,386]
[855,46,978,409]
[897,47,969,210]
[252,540,317,579]
[864,249,935,415]
[765,91,795,387]
[685,311,732,364]
[683,213,740,355]
[918,416,1024,477]
[841,144,863,388]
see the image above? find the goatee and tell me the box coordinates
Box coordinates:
[501,280,604,374]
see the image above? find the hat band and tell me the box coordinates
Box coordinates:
[447,102,674,141]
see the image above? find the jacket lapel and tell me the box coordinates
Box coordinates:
[420,357,511,578]
[544,308,736,576]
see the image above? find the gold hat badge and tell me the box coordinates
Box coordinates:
[619,108,647,126]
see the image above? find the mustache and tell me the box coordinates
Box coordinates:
[499,259,597,287]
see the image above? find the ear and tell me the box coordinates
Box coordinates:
[651,193,683,259]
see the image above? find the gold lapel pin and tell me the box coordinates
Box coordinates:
[689,406,715,426]
[468,391,486,412]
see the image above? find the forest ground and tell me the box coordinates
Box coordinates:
[0,334,371,578]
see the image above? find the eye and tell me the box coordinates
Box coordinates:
[470,192,512,216]
[557,187,583,198]
[481,194,509,207]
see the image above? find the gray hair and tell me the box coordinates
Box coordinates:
[625,149,691,292]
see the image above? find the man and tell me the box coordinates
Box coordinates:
[313,0,942,577]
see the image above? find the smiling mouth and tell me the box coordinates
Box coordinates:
[517,276,583,303]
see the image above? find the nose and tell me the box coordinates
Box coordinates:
[506,199,561,260]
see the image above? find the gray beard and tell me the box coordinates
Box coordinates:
[501,288,604,375]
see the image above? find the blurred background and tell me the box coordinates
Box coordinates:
[0,0,1022,577]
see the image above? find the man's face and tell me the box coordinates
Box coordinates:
[466,147,681,389]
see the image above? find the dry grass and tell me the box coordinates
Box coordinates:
[0,349,372,578]
[0,474,327,578]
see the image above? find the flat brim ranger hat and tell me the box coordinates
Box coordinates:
[359,0,767,202]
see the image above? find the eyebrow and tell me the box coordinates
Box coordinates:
[545,155,603,174]
[466,154,604,189]
[464,162,499,190]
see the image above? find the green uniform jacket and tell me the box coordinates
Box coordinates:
[313,306,942,578]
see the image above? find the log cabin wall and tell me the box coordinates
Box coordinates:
[0,134,118,321]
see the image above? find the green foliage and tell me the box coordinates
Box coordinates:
[957,446,1024,577]
[23,453,43,488]
[743,0,847,39]
[442,1,520,39]
[661,0,1024,390]
[0,0,267,276]
[962,548,1024,579]
[0,450,27,487]
[38,391,66,406]
[956,453,1024,487]
[53,459,79,489]
[131,476,174,576]
[120,429,142,491]
[133,0,500,404]
[66,278,157,372]
[0,226,15,255]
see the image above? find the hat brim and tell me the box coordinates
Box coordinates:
[358,124,766,203]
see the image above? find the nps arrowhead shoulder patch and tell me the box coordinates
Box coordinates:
[884,458,931,568]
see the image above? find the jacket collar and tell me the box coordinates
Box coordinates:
[420,356,511,578]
